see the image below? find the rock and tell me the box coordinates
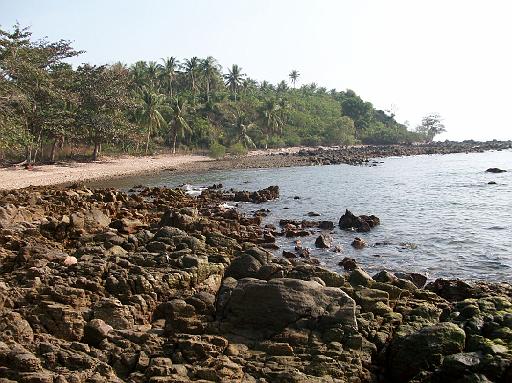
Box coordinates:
[83,319,113,347]
[351,237,366,249]
[348,268,373,287]
[339,209,380,232]
[233,186,279,203]
[488,181,497,185]
[485,168,506,173]
[372,270,398,284]
[426,278,476,301]
[389,322,466,382]
[318,221,334,230]
[339,257,357,271]
[217,278,357,339]
[395,272,428,288]
[307,211,321,217]
[314,234,332,249]
[104,245,128,257]
[225,253,263,280]
[62,256,77,266]
[109,218,146,234]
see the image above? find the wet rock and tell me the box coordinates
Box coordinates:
[395,272,428,289]
[339,209,380,232]
[314,234,332,249]
[233,186,279,203]
[348,268,373,287]
[486,168,506,173]
[351,237,366,249]
[339,257,357,271]
[318,220,334,230]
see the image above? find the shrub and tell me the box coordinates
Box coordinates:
[229,142,248,156]
[209,141,226,159]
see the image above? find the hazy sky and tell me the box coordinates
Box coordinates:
[1,0,511,140]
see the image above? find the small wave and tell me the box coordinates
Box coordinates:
[180,184,206,197]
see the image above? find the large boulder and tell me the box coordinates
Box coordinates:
[217,278,357,339]
[389,322,466,382]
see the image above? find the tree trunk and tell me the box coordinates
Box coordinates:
[50,138,58,162]
[172,131,178,155]
[206,79,210,103]
[145,126,151,154]
[92,142,100,161]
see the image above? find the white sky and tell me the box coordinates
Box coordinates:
[1,0,511,140]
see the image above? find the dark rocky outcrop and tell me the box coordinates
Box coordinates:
[339,209,380,232]
[486,167,507,173]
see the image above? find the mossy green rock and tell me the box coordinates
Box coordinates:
[389,322,466,382]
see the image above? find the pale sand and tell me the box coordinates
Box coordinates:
[0,154,211,190]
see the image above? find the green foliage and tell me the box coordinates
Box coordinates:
[0,24,429,163]
[209,141,226,159]
[228,142,248,156]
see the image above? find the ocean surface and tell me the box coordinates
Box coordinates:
[96,150,512,282]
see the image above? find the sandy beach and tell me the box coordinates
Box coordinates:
[0,154,210,190]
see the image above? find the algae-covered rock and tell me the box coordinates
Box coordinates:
[389,322,466,382]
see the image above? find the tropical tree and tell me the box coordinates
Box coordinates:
[415,113,446,142]
[182,57,200,95]
[167,98,191,154]
[289,70,300,88]
[158,57,178,98]
[229,107,256,148]
[137,88,167,154]
[224,64,245,101]
[75,64,134,160]
[200,56,221,103]
[259,98,284,149]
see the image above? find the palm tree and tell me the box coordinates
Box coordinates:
[137,88,167,154]
[277,80,289,93]
[158,57,178,98]
[200,56,220,103]
[130,61,148,91]
[182,57,200,95]
[168,98,191,154]
[259,98,283,149]
[146,61,159,89]
[289,70,300,88]
[224,64,245,101]
[230,107,256,149]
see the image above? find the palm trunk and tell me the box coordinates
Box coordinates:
[206,79,210,103]
[172,131,178,155]
[145,125,151,154]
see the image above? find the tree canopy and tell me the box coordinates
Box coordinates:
[0,24,434,163]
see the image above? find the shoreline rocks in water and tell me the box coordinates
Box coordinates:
[339,209,380,232]
[0,185,510,382]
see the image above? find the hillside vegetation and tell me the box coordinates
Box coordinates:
[0,25,430,163]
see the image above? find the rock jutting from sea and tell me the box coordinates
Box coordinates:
[0,185,511,383]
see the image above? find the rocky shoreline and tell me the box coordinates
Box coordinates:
[174,141,512,173]
[0,185,511,382]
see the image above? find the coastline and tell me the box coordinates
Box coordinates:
[1,141,510,190]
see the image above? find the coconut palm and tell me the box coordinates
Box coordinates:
[182,57,200,95]
[158,57,178,98]
[130,61,148,91]
[224,64,245,101]
[200,56,220,103]
[146,61,159,89]
[137,88,167,154]
[289,70,300,88]
[230,107,256,149]
[259,98,283,149]
[168,98,191,154]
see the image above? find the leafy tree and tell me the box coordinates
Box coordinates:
[75,64,134,160]
[415,113,446,142]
